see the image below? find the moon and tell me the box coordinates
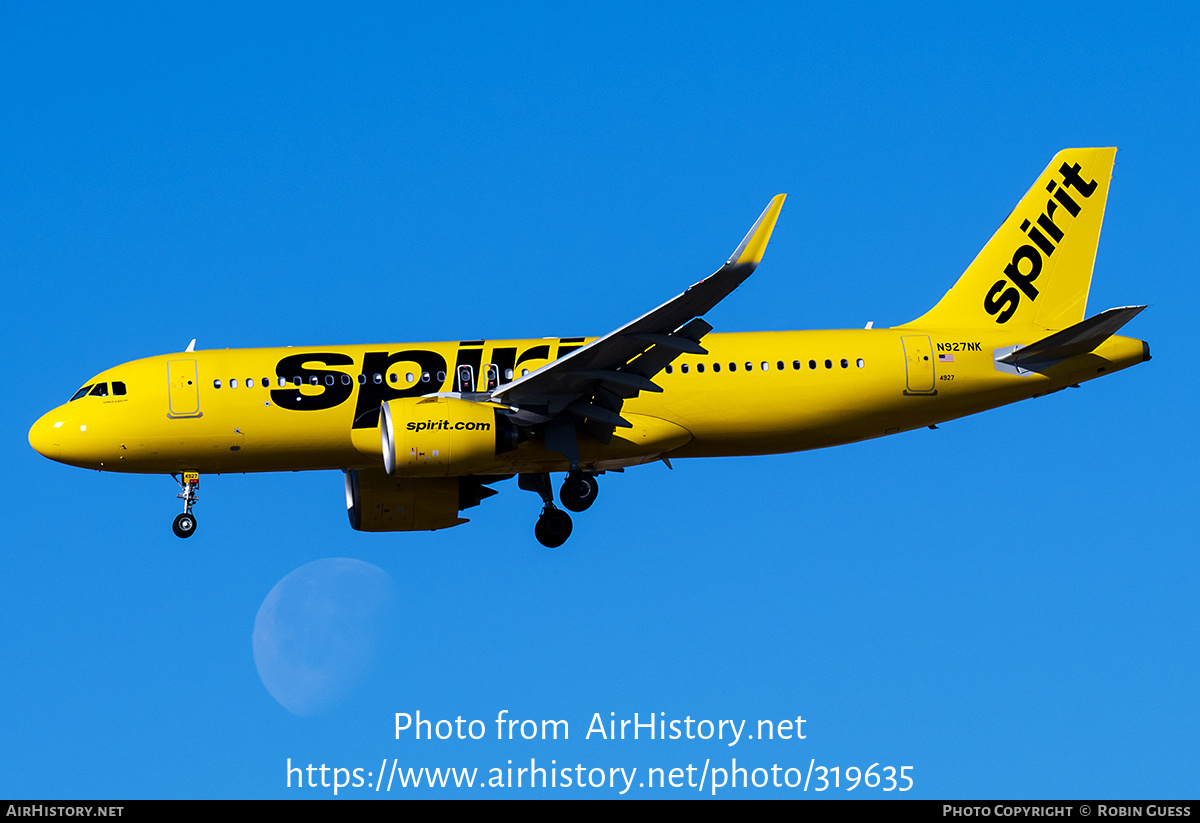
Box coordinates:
[252,558,396,716]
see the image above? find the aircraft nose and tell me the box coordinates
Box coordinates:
[28,410,64,461]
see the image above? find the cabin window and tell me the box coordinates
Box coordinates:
[841,359,849,369]
[278,377,287,387]
[857,358,865,368]
[341,374,351,385]
[373,373,382,384]
[776,361,784,370]
[825,360,832,369]
[665,365,673,374]
[761,362,769,371]
[112,381,126,396]
[505,369,513,380]
[389,373,397,383]
[406,373,414,383]
[681,363,689,374]
[437,371,446,383]
[745,362,753,371]
[423,372,432,382]
[697,363,705,373]
[729,363,736,372]
[793,361,801,370]
[262,377,269,387]
[809,360,816,369]
[230,379,238,388]
[358,374,366,384]
[309,376,319,386]
[713,362,721,373]
[246,378,254,388]
[213,380,221,389]
[71,385,93,401]
[325,374,335,386]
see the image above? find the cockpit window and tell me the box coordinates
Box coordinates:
[113,381,127,396]
[89,383,109,397]
[70,385,93,401]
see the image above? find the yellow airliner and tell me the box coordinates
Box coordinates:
[28,148,1149,547]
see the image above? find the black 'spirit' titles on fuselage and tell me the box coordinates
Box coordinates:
[352,350,448,429]
[263,341,583,428]
[984,162,1098,324]
[271,352,355,412]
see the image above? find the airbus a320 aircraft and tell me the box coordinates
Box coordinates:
[29,148,1149,547]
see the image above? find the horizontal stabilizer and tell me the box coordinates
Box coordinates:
[997,305,1146,367]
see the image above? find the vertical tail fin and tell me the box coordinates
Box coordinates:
[904,148,1117,331]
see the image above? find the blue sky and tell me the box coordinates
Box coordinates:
[2,2,1196,798]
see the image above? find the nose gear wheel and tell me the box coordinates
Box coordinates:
[173,512,197,538]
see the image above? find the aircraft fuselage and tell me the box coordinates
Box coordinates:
[29,328,1148,477]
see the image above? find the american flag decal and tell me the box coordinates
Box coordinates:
[939,353,954,362]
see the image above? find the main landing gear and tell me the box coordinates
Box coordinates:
[559,471,599,512]
[535,507,573,549]
[172,472,200,538]
[519,471,600,548]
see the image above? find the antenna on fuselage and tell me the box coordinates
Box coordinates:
[185,339,196,352]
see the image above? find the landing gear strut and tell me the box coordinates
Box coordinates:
[519,473,573,548]
[559,471,599,512]
[172,472,199,538]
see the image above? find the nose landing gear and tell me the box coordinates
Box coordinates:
[172,472,199,538]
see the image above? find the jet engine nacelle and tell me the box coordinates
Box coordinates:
[381,396,515,477]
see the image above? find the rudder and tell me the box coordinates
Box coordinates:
[904,148,1117,331]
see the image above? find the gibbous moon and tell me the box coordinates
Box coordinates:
[252,558,396,716]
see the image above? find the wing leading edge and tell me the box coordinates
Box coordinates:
[488,194,786,457]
